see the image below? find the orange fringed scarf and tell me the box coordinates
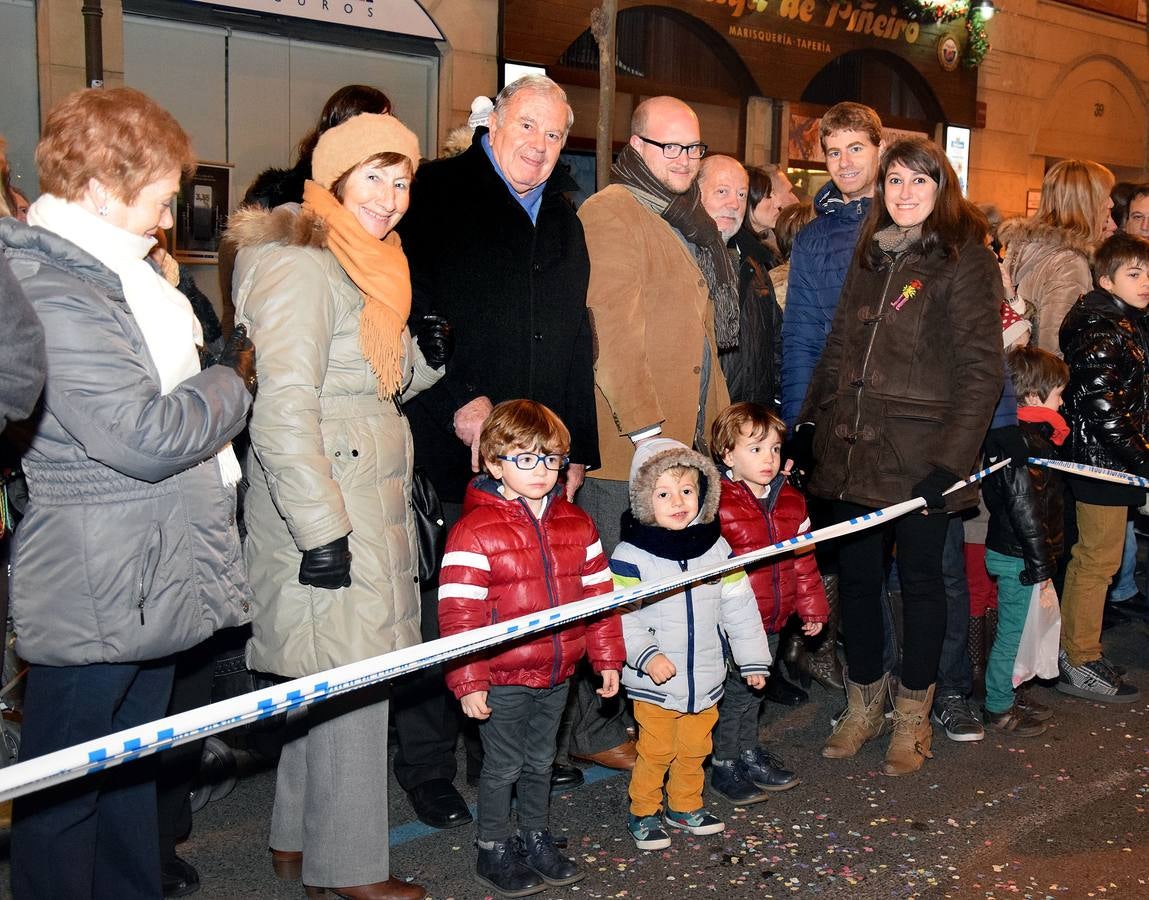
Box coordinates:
[303,180,411,398]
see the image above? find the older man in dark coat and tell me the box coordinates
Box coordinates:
[393,75,622,830]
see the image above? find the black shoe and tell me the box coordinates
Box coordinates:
[709,758,771,804]
[1102,600,1132,630]
[516,829,585,886]
[409,778,473,829]
[550,764,584,792]
[162,856,200,898]
[475,839,546,897]
[739,747,800,791]
[1109,592,1149,619]
[765,671,808,706]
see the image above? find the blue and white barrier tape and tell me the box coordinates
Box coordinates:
[1028,456,1149,489]
[0,461,1007,803]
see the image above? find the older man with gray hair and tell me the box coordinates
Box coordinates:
[394,75,606,833]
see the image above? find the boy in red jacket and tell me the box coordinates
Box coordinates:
[709,402,829,802]
[438,400,625,898]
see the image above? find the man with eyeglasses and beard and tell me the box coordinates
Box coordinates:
[577,96,735,552]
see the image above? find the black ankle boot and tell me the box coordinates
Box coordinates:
[475,839,545,897]
[765,669,808,706]
[516,829,584,886]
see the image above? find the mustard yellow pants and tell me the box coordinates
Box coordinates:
[1061,501,1126,666]
[629,701,718,817]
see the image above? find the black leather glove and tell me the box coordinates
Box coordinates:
[414,314,454,370]
[217,324,257,397]
[785,423,816,484]
[299,536,352,589]
[912,467,961,510]
[984,425,1029,468]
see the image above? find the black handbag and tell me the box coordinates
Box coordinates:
[411,465,446,585]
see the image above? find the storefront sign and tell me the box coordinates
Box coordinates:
[185,0,444,39]
[709,0,922,49]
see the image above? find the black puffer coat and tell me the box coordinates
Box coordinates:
[983,420,1064,584]
[799,236,1003,512]
[1058,288,1149,506]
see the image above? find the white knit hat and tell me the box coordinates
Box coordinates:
[467,96,494,130]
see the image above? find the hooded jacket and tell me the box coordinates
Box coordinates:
[799,236,1004,512]
[780,182,871,425]
[611,439,770,714]
[437,475,625,698]
[0,217,252,665]
[397,130,599,501]
[227,204,441,677]
[716,473,828,634]
[1058,287,1149,506]
[1000,218,1093,356]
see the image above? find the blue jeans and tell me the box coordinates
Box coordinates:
[982,550,1030,714]
[10,660,175,900]
[1108,519,1138,602]
[936,514,973,696]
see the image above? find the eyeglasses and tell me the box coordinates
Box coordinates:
[637,136,708,160]
[496,453,569,471]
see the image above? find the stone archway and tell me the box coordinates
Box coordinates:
[1033,54,1148,172]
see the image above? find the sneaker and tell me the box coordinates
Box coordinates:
[663,807,725,836]
[740,747,799,791]
[1056,651,1140,703]
[1013,687,1053,722]
[475,839,545,897]
[516,829,584,887]
[930,692,985,742]
[709,758,771,805]
[983,704,1047,737]
[628,813,671,851]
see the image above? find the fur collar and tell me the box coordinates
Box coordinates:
[628,440,722,526]
[222,204,329,254]
[998,217,1094,257]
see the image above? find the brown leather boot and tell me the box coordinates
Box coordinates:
[801,573,844,691]
[882,684,936,776]
[822,673,889,759]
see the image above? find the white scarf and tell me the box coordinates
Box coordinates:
[28,194,242,486]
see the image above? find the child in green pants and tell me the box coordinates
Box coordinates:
[980,345,1069,735]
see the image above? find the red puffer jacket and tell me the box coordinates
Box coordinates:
[438,476,625,698]
[717,475,829,634]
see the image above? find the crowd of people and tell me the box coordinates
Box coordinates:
[0,77,1147,900]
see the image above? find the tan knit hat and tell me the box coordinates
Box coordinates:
[311,113,421,191]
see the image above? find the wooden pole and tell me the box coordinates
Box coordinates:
[589,0,618,192]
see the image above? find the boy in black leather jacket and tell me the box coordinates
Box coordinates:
[1056,233,1149,703]
[982,347,1069,736]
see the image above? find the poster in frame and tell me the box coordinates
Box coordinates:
[171,162,232,264]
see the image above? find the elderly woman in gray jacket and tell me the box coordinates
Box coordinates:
[0,88,255,900]
[227,113,446,900]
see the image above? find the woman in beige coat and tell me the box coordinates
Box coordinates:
[999,159,1114,356]
[227,114,446,900]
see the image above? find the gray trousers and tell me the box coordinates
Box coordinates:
[713,632,780,760]
[478,682,569,842]
[270,685,390,887]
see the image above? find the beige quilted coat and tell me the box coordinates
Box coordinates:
[228,205,440,677]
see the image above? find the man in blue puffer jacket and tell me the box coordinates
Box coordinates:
[780,102,883,428]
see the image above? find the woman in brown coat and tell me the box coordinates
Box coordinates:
[799,137,1003,776]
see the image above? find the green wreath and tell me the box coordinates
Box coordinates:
[898,1,992,68]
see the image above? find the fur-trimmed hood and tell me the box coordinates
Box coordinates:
[999,217,1094,285]
[222,204,329,255]
[628,437,721,525]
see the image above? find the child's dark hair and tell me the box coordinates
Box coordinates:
[710,402,786,460]
[479,399,570,468]
[1092,231,1149,284]
[1008,346,1069,403]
